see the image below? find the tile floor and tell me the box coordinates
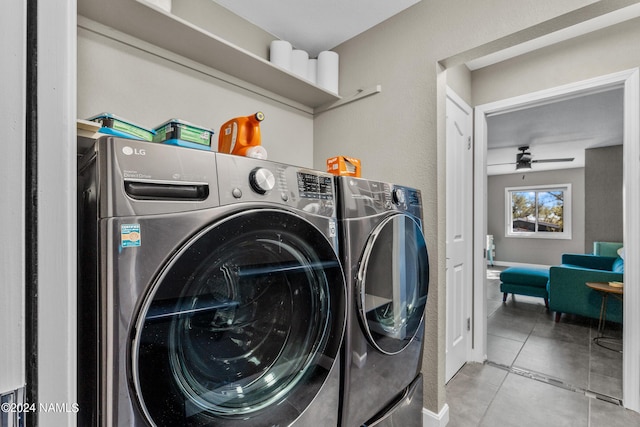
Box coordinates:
[445,267,640,426]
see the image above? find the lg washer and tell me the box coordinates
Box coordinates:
[77,137,346,426]
[336,176,429,427]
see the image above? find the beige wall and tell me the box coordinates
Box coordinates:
[313,0,640,415]
[472,16,640,105]
[585,145,624,251]
[446,65,472,106]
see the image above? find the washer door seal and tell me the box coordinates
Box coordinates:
[131,209,345,426]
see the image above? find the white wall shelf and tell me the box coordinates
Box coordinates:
[77,0,341,108]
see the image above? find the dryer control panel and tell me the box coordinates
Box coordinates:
[336,176,423,220]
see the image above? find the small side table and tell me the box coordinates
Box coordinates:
[585,281,623,353]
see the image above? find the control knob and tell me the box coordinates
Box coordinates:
[392,188,406,205]
[249,167,275,194]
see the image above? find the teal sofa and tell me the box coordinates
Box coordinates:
[548,253,624,323]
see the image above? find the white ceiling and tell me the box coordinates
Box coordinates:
[211,0,421,57]
[486,88,624,176]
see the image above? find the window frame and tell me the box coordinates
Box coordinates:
[504,183,572,240]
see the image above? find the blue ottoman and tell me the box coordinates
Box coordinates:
[500,267,550,308]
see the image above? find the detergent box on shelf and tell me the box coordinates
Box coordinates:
[153,119,215,151]
[87,113,155,142]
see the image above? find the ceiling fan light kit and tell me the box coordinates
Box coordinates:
[516,146,533,169]
[516,160,532,170]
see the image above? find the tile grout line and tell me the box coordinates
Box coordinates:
[504,299,540,370]
[476,363,512,427]
[478,267,506,427]
[478,307,538,426]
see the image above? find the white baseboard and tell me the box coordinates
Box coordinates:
[422,403,449,427]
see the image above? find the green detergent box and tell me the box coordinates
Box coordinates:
[87,113,155,141]
[153,119,214,151]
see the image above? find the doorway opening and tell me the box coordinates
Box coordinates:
[472,69,640,411]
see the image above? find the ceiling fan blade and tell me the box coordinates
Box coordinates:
[531,157,575,163]
[488,162,517,166]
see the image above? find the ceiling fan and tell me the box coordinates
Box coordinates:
[490,146,575,170]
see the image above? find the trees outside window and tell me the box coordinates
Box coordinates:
[506,184,571,239]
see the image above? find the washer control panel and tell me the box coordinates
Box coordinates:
[216,153,336,215]
[297,172,334,200]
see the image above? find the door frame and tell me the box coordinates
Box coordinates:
[1,0,26,396]
[38,0,78,425]
[472,68,640,412]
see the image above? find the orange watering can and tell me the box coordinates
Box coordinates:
[218,112,267,159]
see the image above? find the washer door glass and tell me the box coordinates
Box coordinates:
[357,213,429,355]
[132,210,345,426]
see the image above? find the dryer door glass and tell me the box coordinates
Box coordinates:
[132,210,345,426]
[357,213,429,354]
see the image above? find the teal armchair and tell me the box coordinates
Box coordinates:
[593,241,623,257]
[548,253,624,323]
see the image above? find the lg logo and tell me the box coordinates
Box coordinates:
[122,146,146,156]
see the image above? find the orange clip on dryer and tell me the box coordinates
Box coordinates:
[218,111,267,159]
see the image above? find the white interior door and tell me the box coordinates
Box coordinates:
[445,88,473,382]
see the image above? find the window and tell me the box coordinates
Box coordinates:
[505,184,572,239]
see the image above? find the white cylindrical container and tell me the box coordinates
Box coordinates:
[307,58,318,84]
[291,49,309,79]
[269,40,293,71]
[317,51,339,94]
[245,145,268,160]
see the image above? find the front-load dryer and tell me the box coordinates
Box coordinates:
[77,137,346,426]
[336,177,429,427]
